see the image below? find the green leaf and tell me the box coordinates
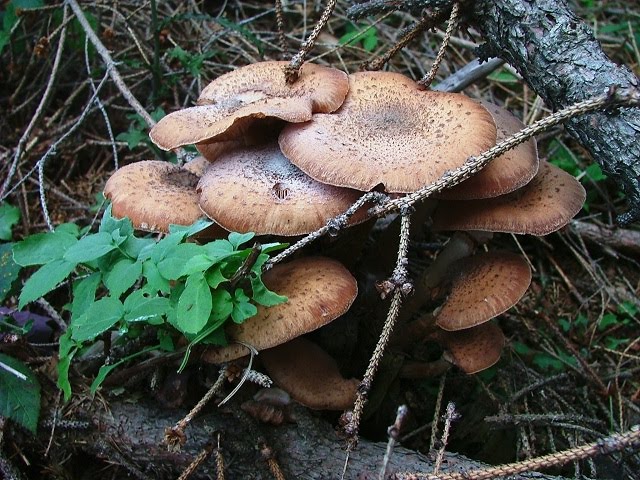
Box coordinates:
[204,239,235,259]
[157,242,204,280]
[123,290,170,322]
[55,222,81,237]
[228,232,255,249]
[90,345,159,395]
[103,258,142,298]
[13,231,78,266]
[169,218,214,238]
[18,259,76,308]
[210,289,233,321]
[70,272,102,320]
[99,204,133,237]
[0,203,20,241]
[121,236,155,260]
[71,297,124,342]
[597,313,619,331]
[116,129,146,150]
[63,232,117,263]
[205,264,228,289]
[362,33,378,52]
[0,243,21,302]
[142,260,170,293]
[0,353,41,433]
[584,163,607,182]
[180,254,217,277]
[57,330,78,401]
[231,289,257,324]
[250,274,287,307]
[176,272,212,334]
[151,232,185,264]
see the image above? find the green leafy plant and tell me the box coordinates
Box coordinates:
[12,206,287,400]
[168,45,217,78]
[339,22,378,52]
[0,353,41,433]
[116,107,167,151]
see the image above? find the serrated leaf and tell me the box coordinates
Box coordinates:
[157,242,204,280]
[250,274,287,307]
[176,272,212,334]
[57,330,77,401]
[205,264,227,289]
[18,259,76,309]
[104,258,142,298]
[0,203,20,241]
[123,290,170,322]
[63,232,117,263]
[0,353,41,433]
[70,272,102,320]
[55,222,81,237]
[13,231,78,266]
[151,232,185,264]
[71,297,124,342]
[0,243,21,302]
[228,232,255,249]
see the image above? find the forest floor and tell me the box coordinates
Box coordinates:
[1,1,639,479]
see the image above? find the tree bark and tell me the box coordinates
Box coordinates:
[26,398,566,479]
[349,0,640,225]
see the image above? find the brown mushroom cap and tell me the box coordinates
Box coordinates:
[438,322,505,374]
[278,71,497,193]
[432,162,586,235]
[182,155,212,177]
[149,62,349,151]
[435,251,531,331]
[197,142,368,236]
[261,337,359,410]
[104,160,204,232]
[201,257,358,364]
[437,101,539,200]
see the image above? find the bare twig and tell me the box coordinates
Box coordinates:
[1,4,68,199]
[418,2,460,87]
[380,405,410,480]
[433,402,460,475]
[395,426,640,480]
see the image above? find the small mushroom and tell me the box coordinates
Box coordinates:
[261,337,359,411]
[438,322,505,374]
[279,71,497,193]
[434,251,532,331]
[201,257,357,363]
[432,162,586,235]
[104,160,204,233]
[149,62,349,151]
[197,141,368,236]
[437,101,539,200]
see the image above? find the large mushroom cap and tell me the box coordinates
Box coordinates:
[432,162,586,235]
[438,101,539,200]
[438,322,505,374]
[197,142,368,236]
[278,71,497,193]
[261,337,359,410]
[104,160,203,233]
[149,62,349,151]
[435,251,532,331]
[201,257,358,363]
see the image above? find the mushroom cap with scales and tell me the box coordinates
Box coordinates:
[200,256,358,364]
[278,71,497,193]
[197,142,369,236]
[432,162,586,235]
[104,160,204,233]
[437,100,539,200]
[438,322,505,374]
[434,250,532,331]
[149,61,349,151]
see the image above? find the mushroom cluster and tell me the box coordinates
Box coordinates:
[102,61,587,406]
